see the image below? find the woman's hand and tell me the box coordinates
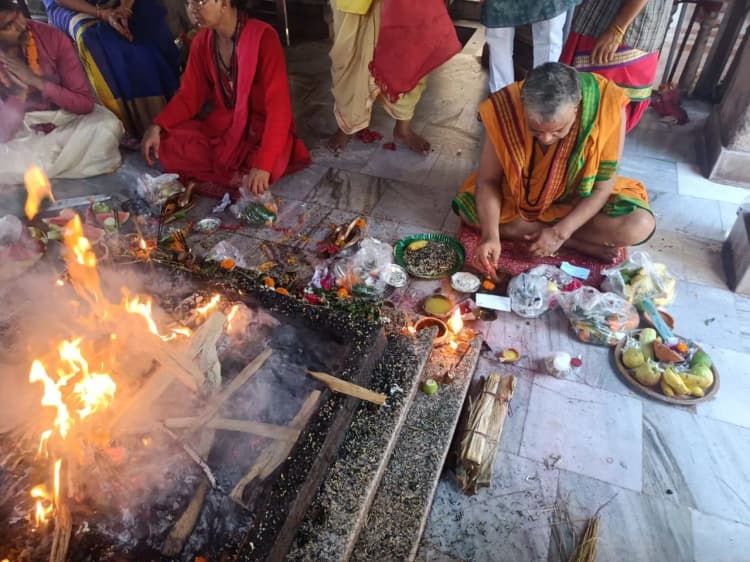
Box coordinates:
[474,236,502,281]
[525,226,567,257]
[591,28,621,65]
[141,124,162,166]
[0,51,43,92]
[243,168,271,196]
[99,6,133,41]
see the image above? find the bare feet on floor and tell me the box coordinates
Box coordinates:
[327,128,351,154]
[563,238,623,263]
[393,120,431,155]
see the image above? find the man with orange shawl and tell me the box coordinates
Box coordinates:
[453,63,655,276]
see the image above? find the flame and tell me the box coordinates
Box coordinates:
[196,294,221,316]
[447,308,464,335]
[138,237,147,250]
[38,429,52,458]
[226,304,240,333]
[63,215,103,304]
[448,339,459,352]
[123,293,159,336]
[29,360,71,439]
[31,485,53,526]
[23,166,54,220]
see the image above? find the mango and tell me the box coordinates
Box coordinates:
[690,350,712,369]
[689,365,714,389]
[407,240,428,251]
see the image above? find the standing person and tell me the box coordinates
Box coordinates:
[327,0,460,154]
[560,0,672,132]
[0,0,122,182]
[141,0,310,199]
[482,0,582,93]
[43,0,181,137]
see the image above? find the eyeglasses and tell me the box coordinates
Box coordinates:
[186,0,209,8]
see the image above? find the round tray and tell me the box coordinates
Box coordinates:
[394,233,465,279]
[613,330,720,406]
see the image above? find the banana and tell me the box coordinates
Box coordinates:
[686,384,705,398]
[663,367,690,395]
[660,378,675,397]
[407,240,429,252]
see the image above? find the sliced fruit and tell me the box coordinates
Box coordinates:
[407,240,429,252]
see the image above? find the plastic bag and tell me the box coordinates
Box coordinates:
[601,251,676,307]
[0,215,23,246]
[207,240,248,269]
[230,187,278,227]
[136,173,184,205]
[508,272,555,318]
[337,237,392,298]
[557,287,639,346]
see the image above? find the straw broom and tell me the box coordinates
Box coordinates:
[456,373,516,494]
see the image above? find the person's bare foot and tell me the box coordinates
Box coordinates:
[327,128,351,154]
[393,120,431,155]
[563,238,622,263]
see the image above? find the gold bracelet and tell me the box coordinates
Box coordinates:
[611,23,626,39]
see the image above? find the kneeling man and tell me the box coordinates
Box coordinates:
[0,0,122,183]
[453,63,655,277]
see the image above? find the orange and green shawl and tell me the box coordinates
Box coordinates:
[453,72,651,225]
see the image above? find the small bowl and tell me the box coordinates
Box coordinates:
[414,316,448,345]
[420,294,454,319]
[451,271,480,293]
[383,264,408,288]
[643,309,675,330]
[193,217,221,233]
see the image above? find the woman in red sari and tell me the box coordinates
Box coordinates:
[141,0,309,197]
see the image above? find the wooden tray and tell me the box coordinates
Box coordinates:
[613,331,720,406]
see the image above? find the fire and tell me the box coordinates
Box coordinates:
[123,293,160,336]
[447,308,464,335]
[29,360,72,439]
[448,339,459,352]
[23,165,54,220]
[226,304,240,334]
[196,294,221,316]
[63,215,103,304]
[31,485,53,526]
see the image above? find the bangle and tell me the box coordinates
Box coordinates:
[95,5,101,19]
[610,23,626,40]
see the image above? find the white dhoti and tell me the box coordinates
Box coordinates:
[0,105,124,184]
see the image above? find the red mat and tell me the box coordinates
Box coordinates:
[457,225,626,287]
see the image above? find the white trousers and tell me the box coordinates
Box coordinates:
[485,11,568,93]
[0,105,123,184]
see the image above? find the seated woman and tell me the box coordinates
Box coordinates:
[141,0,310,198]
[0,0,122,182]
[453,63,655,279]
[42,0,181,137]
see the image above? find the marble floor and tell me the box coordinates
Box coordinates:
[2,28,749,562]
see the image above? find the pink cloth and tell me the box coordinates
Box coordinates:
[0,20,94,142]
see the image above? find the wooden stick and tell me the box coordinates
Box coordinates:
[162,430,215,557]
[187,348,273,433]
[152,347,204,391]
[107,368,174,432]
[188,311,226,390]
[305,370,386,405]
[163,417,298,442]
[161,425,217,489]
[49,502,71,562]
[230,390,320,506]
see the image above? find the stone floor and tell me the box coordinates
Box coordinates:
[2,28,749,562]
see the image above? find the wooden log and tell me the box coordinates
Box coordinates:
[107,368,174,433]
[188,311,226,390]
[477,374,516,487]
[49,503,71,562]
[162,429,215,557]
[187,348,273,433]
[163,417,298,442]
[152,347,204,391]
[161,426,217,489]
[230,390,321,507]
[306,370,386,405]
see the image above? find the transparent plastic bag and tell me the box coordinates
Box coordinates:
[508,272,555,318]
[206,240,248,269]
[557,286,639,346]
[230,187,278,227]
[338,237,392,298]
[136,173,184,205]
[601,251,676,307]
[0,215,23,246]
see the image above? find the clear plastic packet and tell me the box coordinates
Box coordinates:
[135,173,184,205]
[206,240,248,269]
[508,272,555,318]
[336,237,392,298]
[557,286,640,346]
[230,187,278,227]
[601,251,676,307]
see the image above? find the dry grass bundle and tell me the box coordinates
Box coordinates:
[456,373,516,494]
[551,494,617,562]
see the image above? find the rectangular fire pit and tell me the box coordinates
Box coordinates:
[0,259,385,562]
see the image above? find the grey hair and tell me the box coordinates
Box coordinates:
[520,63,581,121]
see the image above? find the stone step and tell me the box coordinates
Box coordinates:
[285,329,438,561]
[350,337,482,562]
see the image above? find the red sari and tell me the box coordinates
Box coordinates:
[154,18,310,198]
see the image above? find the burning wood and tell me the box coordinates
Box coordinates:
[306,370,387,405]
[163,417,299,441]
[161,425,218,489]
[188,310,226,390]
[231,390,321,507]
